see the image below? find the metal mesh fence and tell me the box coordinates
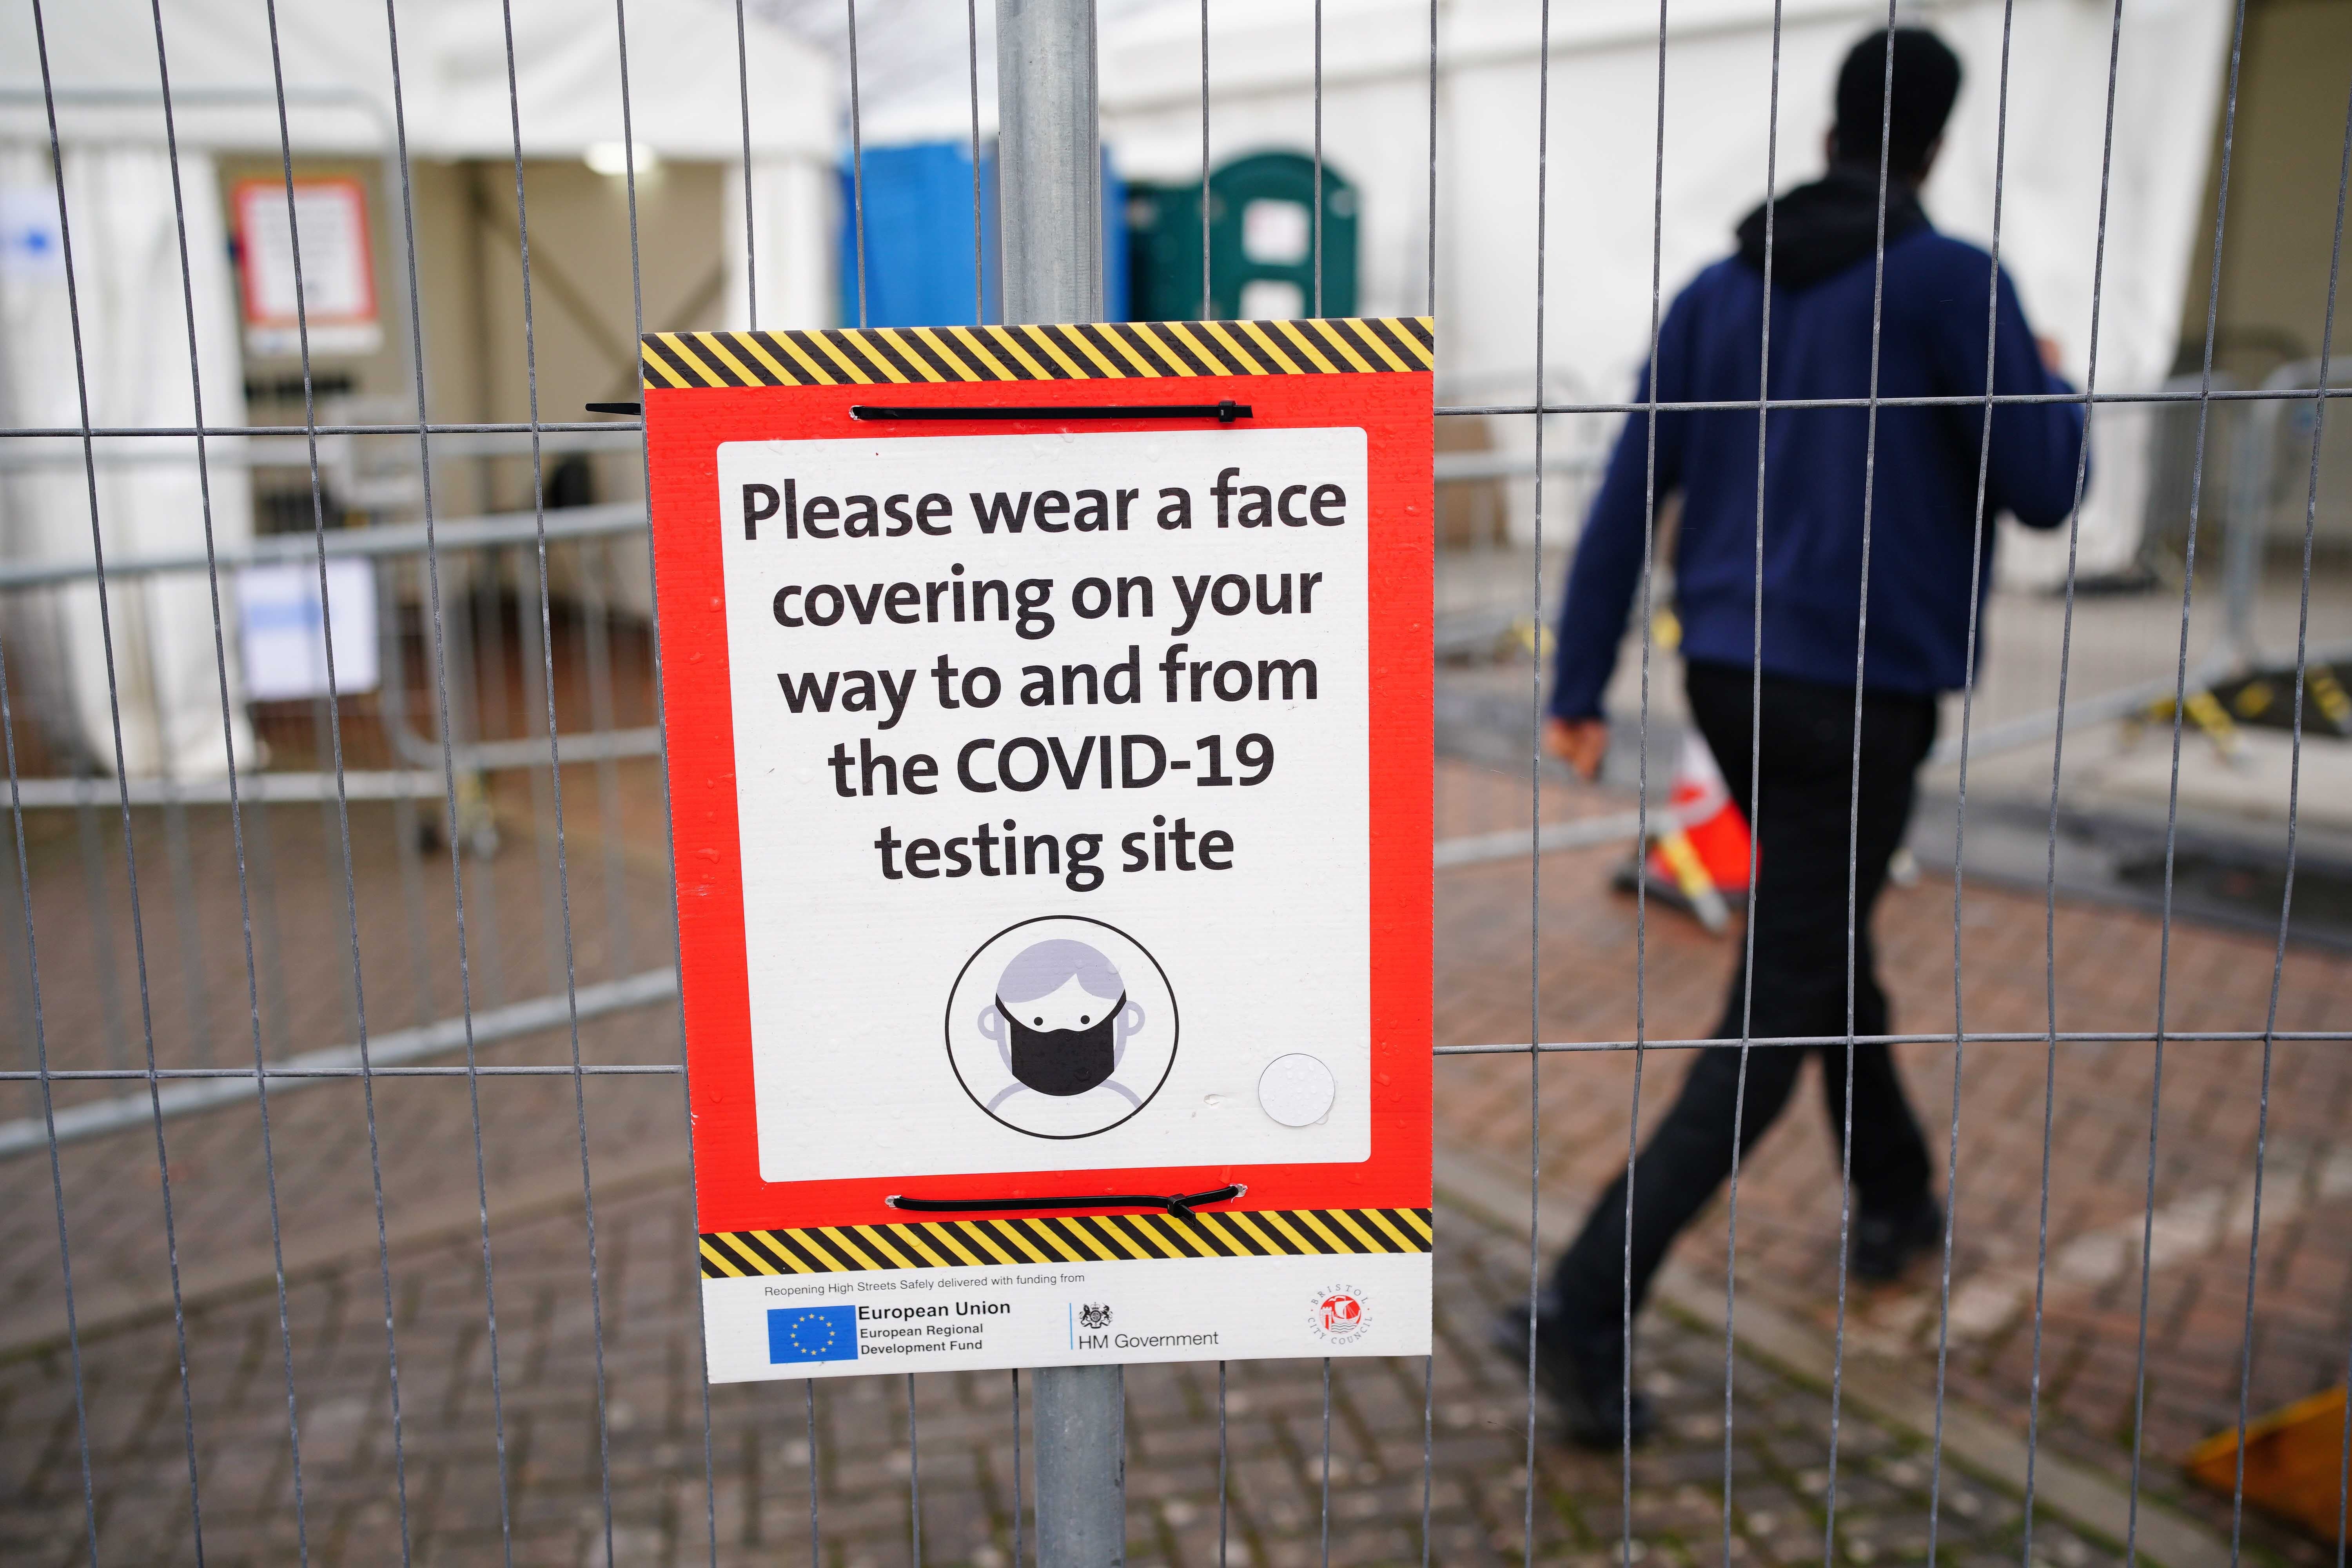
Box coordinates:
[2,0,2349,1564]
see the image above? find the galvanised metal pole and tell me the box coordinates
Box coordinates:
[997,0,1103,324]
[1031,1361,1126,1568]
[995,0,1124,1564]
[2221,389,2274,664]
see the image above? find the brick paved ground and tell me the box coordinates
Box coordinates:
[0,765,673,1086]
[1430,758,2352,1560]
[2,741,2346,1566]
[1,1165,2145,1568]
[0,783,681,1332]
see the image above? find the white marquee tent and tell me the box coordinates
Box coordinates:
[2,0,2239,776]
[774,0,2234,586]
[1095,0,2234,585]
[0,0,835,778]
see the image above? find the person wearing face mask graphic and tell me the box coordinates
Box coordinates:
[976,940,1149,1129]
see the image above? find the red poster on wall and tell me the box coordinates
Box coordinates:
[231,177,379,359]
[639,319,1433,1382]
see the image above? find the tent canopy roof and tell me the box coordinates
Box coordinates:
[752,0,1864,149]
[0,0,834,162]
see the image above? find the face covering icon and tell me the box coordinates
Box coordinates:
[979,940,1147,1110]
[1000,994,1125,1096]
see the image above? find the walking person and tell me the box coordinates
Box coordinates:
[1503,26,2089,1448]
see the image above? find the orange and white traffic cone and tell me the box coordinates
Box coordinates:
[1615,733,1753,933]
[1649,825,1733,932]
[1655,732,1751,895]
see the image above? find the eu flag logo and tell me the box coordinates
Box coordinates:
[768,1305,858,1365]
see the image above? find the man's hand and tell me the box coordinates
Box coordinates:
[1544,716,1610,782]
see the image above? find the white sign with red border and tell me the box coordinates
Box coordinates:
[641,318,1434,1381]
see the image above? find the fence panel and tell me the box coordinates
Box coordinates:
[2,0,2348,1565]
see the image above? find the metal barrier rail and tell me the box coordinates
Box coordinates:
[0,502,660,815]
[0,500,645,591]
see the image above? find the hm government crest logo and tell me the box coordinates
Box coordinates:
[1308,1284,1370,1347]
[1078,1302,1113,1330]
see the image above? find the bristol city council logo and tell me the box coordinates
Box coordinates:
[1308,1284,1371,1347]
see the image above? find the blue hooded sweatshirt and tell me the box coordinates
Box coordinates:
[1548,169,2089,720]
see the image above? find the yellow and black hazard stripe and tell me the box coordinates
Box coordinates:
[700,1206,1432,1278]
[641,318,1433,390]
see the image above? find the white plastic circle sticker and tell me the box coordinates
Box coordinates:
[1258,1053,1337,1128]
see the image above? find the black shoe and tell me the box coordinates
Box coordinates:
[1850,1194,1944,1283]
[1490,1301,1653,1450]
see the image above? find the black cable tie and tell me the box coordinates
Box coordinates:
[584,401,641,416]
[885,1184,1245,1221]
[851,400,1250,423]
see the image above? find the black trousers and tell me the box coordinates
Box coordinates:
[1547,661,1939,1343]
